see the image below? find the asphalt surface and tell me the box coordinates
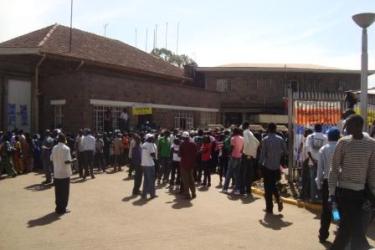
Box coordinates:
[0,170,374,250]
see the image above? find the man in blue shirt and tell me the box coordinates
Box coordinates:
[260,123,287,214]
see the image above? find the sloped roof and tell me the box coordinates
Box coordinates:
[197,63,373,74]
[0,24,185,79]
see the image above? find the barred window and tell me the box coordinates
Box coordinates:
[200,112,217,128]
[54,105,63,128]
[216,79,231,92]
[93,106,123,132]
[174,112,194,130]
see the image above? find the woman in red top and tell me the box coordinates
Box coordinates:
[200,136,212,187]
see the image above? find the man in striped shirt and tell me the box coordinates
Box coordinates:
[328,115,375,250]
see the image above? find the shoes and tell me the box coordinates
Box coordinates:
[150,195,158,199]
[91,175,95,179]
[191,193,196,199]
[42,180,51,185]
[221,189,228,194]
[278,201,283,212]
[234,190,240,195]
[264,209,273,214]
[207,183,211,187]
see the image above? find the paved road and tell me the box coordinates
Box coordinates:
[0,170,374,250]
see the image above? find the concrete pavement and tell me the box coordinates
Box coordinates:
[0,170,374,250]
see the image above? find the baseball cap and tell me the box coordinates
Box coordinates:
[182,131,190,138]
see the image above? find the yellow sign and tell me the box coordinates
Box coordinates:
[132,107,152,115]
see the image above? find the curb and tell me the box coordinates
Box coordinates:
[251,187,322,212]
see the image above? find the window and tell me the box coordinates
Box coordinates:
[174,112,194,130]
[93,106,123,132]
[54,105,64,128]
[200,112,217,128]
[216,79,231,92]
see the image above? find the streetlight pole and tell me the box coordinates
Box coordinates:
[352,13,375,131]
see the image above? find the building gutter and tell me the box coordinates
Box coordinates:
[33,54,46,132]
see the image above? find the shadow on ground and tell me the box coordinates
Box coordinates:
[258,213,293,230]
[27,212,61,227]
[24,183,53,191]
[225,194,260,204]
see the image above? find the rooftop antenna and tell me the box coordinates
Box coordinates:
[69,0,73,53]
[165,22,168,49]
[104,23,109,37]
[145,28,148,51]
[176,22,180,54]
[153,28,156,49]
[135,28,138,47]
[155,24,158,48]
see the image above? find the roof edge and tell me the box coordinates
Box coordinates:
[38,23,59,47]
[0,48,40,55]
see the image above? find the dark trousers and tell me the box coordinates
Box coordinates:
[77,151,84,177]
[83,150,94,177]
[181,168,196,197]
[54,178,70,214]
[238,156,255,194]
[262,167,281,212]
[158,157,171,182]
[132,164,143,195]
[319,180,331,240]
[170,161,180,185]
[202,160,211,185]
[95,152,105,171]
[42,153,53,182]
[300,160,310,200]
[219,156,228,182]
[331,188,368,250]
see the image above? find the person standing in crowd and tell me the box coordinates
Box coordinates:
[260,123,287,214]
[157,130,171,184]
[104,109,113,132]
[23,133,34,173]
[128,133,136,178]
[170,137,181,187]
[51,133,75,215]
[32,134,42,170]
[13,136,24,174]
[222,127,244,194]
[179,131,197,199]
[119,109,129,132]
[299,128,313,200]
[95,134,105,172]
[131,134,142,196]
[241,122,260,197]
[141,134,157,199]
[328,115,375,250]
[306,124,327,202]
[315,128,340,243]
[0,132,17,178]
[194,129,204,183]
[122,133,130,169]
[41,130,54,184]
[219,130,231,186]
[370,120,375,138]
[75,130,84,178]
[113,133,124,172]
[81,129,96,179]
[200,135,212,187]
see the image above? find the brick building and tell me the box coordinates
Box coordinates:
[0,25,363,133]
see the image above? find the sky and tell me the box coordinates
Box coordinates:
[0,0,374,86]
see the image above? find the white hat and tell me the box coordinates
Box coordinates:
[145,133,154,140]
[182,131,190,138]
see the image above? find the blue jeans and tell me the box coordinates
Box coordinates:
[223,157,241,191]
[142,166,156,197]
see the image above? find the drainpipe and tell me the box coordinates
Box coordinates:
[33,54,46,133]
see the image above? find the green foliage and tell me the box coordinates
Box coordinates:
[151,48,197,68]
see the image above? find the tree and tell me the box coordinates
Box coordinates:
[151,48,197,68]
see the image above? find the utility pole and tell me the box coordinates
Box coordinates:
[69,0,73,52]
[176,22,180,54]
[165,22,168,49]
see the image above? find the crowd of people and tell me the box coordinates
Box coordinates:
[1,114,375,250]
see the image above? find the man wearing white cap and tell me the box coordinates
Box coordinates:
[141,134,157,199]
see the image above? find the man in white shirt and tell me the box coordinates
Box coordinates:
[305,124,327,201]
[50,134,75,215]
[141,134,157,199]
[81,129,96,179]
[241,122,260,197]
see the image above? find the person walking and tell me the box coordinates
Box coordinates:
[241,122,260,197]
[50,133,75,215]
[141,134,157,199]
[112,133,124,172]
[260,123,287,214]
[179,131,197,199]
[157,130,172,184]
[306,124,327,202]
[315,128,340,243]
[170,137,181,187]
[328,115,375,250]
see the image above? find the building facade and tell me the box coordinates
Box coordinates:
[0,25,364,133]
